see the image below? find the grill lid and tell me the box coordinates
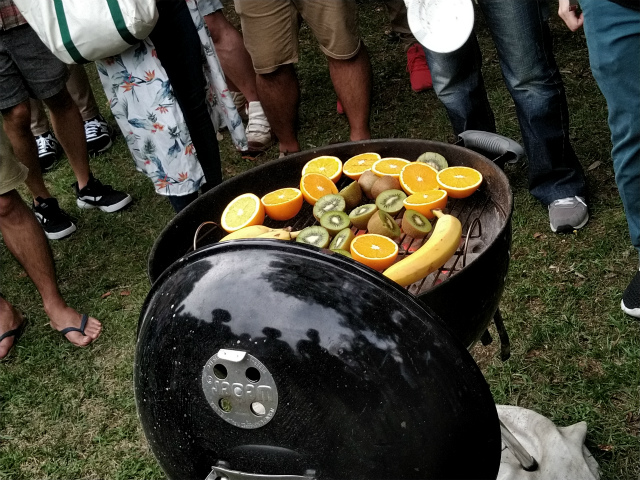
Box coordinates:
[135,240,501,480]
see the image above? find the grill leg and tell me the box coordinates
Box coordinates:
[493,308,511,361]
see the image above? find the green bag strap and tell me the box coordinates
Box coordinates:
[105,0,139,45]
[53,0,88,63]
[54,0,139,64]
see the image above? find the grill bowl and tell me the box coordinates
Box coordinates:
[148,139,513,348]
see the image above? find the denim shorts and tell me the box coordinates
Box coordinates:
[0,128,28,195]
[0,24,69,110]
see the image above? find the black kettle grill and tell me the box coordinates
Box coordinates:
[137,135,523,479]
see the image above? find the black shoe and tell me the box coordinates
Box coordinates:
[74,175,132,212]
[84,115,113,156]
[33,197,77,240]
[35,131,61,173]
[621,269,640,319]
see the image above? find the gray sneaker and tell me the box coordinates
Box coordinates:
[548,196,589,233]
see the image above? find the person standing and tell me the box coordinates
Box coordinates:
[233,0,373,156]
[423,0,589,234]
[96,0,247,213]
[0,128,102,359]
[30,64,113,171]
[384,0,432,93]
[198,0,273,154]
[558,0,640,318]
[0,0,132,240]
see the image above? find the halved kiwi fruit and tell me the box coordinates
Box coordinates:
[349,204,378,230]
[313,194,346,221]
[339,181,363,210]
[402,209,432,239]
[320,211,351,236]
[417,151,448,171]
[296,226,330,248]
[375,189,407,215]
[367,210,401,239]
[370,175,401,199]
[329,227,355,251]
[358,170,378,200]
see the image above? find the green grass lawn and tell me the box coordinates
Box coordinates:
[1,2,639,479]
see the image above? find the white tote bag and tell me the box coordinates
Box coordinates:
[12,0,158,64]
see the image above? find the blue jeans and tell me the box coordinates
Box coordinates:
[580,0,640,253]
[424,0,587,205]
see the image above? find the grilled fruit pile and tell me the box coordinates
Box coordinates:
[210,152,479,282]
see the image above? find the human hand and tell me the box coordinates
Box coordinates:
[558,0,584,31]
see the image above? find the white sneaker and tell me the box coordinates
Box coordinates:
[84,115,113,156]
[245,101,273,152]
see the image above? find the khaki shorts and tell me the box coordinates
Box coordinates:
[234,0,361,74]
[0,127,28,195]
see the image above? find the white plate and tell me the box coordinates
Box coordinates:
[407,0,475,53]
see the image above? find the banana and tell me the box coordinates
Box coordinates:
[383,210,462,287]
[219,225,272,242]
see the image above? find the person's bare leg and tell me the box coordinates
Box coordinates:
[44,88,90,189]
[0,190,101,345]
[0,297,24,359]
[2,102,52,201]
[328,46,372,141]
[256,65,300,154]
[205,12,259,103]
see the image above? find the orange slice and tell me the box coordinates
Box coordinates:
[436,166,483,199]
[403,189,448,219]
[371,158,411,178]
[343,152,381,180]
[221,193,265,233]
[261,187,303,221]
[399,162,439,194]
[350,233,399,271]
[301,156,342,183]
[300,173,339,206]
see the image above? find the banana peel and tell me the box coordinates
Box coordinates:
[255,228,301,241]
[219,225,272,242]
[219,225,301,242]
[383,210,462,287]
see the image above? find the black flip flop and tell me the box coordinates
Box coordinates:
[59,313,88,338]
[0,315,27,359]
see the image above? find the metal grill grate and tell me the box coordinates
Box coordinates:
[192,176,502,296]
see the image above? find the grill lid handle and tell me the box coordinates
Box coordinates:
[206,464,316,480]
[458,130,525,166]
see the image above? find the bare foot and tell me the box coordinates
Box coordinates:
[0,298,25,359]
[48,306,102,347]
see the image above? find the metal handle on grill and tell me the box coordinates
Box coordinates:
[458,131,525,167]
[207,464,316,480]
